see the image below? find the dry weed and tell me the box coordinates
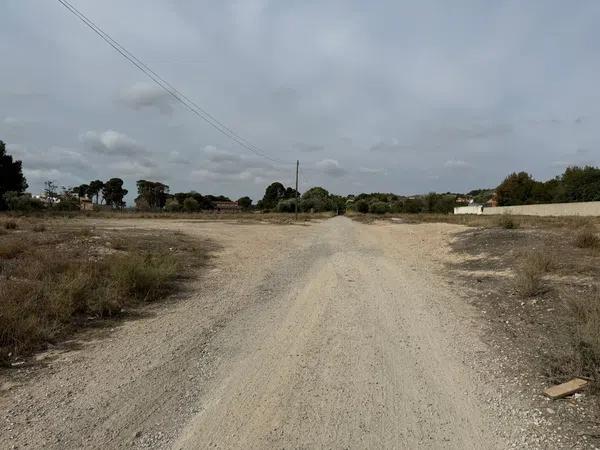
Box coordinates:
[574,228,600,249]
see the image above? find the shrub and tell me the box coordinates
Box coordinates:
[565,288,600,384]
[164,198,181,212]
[55,196,80,211]
[574,228,600,249]
[3,191,44,212]
[514,265,544,297]
[369,201,389,214]
[183,197,200,212]
[109,253,179,302]
[0,226,203,365]
[520,248,556,273]
[354,199,369,214]
[4,221,17,230]
[299,197,329,213]
[497,215,518,229]
[276,198,297,213]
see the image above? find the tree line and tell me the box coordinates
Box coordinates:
[493,167,600,206]
[3,138,600,213]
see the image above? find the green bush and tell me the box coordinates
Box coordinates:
[276,198,297,213]
[110,253,179,302]
[354,199,369,213]
[183,197,200,212]
[55,196,80,211]
[3,192,44,212]
[164,198,181,212]
[369,201,389,214]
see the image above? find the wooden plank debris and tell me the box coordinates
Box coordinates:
[544,378,589,400]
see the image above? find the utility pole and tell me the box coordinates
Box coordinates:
[295,160,299,221]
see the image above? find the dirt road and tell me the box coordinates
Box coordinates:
[2,217,526,448]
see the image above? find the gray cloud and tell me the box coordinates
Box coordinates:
[369,139,412,153]
[294,142,324,153]
[359,167,386,174]
[3,116,27,128]
[203,145,241,162]
[118,82,174,114]
[2,1,600,199]
[316,159,346,177]
[432,124,512,141]
[444,159,474,170]
[167,150,191,165]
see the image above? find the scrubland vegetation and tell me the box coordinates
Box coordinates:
[449,216,600,397]
[0,217,208,366]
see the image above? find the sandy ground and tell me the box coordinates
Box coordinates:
[0,217,572,448]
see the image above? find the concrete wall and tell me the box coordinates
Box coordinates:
[480,201,600,217]
[454,205,483,215]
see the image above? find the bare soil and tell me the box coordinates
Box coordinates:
[448,225,600,445]
[0,217,591,448]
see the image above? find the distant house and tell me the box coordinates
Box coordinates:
[34,194,60,205]
[455,196,472,205]
[80,197,94,211]
[454,204,484,215]
[214,201,241,212]
[486,193,498,207]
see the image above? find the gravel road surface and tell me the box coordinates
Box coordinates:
[1,217,542,448]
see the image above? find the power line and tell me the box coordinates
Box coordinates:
[56,0,294,166]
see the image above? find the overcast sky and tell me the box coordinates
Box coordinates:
[1,1,600,202]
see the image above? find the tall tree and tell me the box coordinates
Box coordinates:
[561,166,600,202]
[495,172,537,206]
[102,178,128,209]
[44,180,58,203]
[0,140,28,210]
[300,186,331,212]
[88,180,105,204]
[261,182,287,210]
[74,183,90,198]
[135,180,170,209]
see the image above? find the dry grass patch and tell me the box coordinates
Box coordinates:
[520,248,556,273]
[0,239,27,259]
[0,222,209,365]
[574,228,600,249]
[513,248,555,297]
[513,266,545,297]
[32,223,46,232]
[497,215,519,229]
[549,288,600,390]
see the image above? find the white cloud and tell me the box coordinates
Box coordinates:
[118,82,174,114]
[81,130,147,156]
[316,159,346,177]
